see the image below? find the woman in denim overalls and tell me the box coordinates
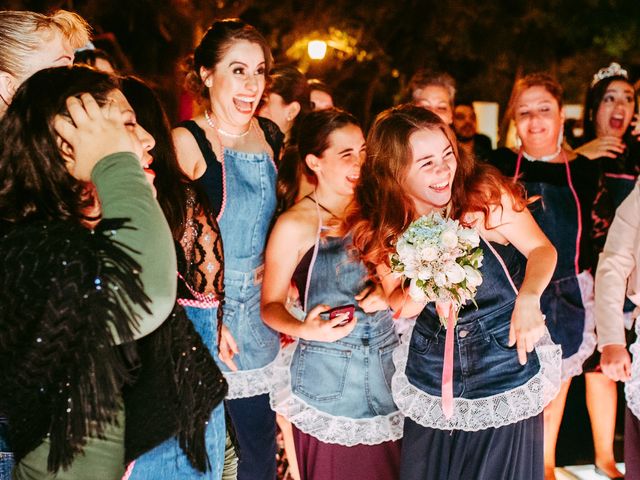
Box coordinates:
[262,109,403,479]
[174,20,282,480]
[491,73,600,479]
[350,105,561,479]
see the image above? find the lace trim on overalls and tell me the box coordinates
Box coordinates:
[625,319,640,420]
[222,361,277,399]
[391,238,562,431]
[271,195,404,444]
[560,271,597,381]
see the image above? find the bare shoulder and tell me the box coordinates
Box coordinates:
[273,202,318,240]
[465,190,519,244]
[172,125,206,180]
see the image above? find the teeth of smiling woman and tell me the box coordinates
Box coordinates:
[432,181,448,189]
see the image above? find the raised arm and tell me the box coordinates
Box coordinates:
[487,193,557,364]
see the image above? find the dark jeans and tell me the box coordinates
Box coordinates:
[226,394,276,480]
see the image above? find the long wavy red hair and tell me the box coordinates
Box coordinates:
[347,104,526,273]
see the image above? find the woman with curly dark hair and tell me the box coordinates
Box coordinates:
[0,65,176,479]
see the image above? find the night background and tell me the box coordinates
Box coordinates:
[3,0,639,471]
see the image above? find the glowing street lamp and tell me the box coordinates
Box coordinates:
[307,40,327,60]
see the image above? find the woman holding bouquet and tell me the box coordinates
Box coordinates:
[350,104,561,479]
[261,108,403,480]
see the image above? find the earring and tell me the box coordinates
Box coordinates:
[205,78,212,88]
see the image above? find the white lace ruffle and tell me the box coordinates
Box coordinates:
[270,341,405,446]
[223,358,277,399]
[625,320,640,420]
[560,271,597,381]
[391,326,562,431]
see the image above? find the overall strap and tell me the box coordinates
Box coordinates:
[481,238,519,295]
[177,120,224,218]
[302,194,324,313]
[562,151,582,276]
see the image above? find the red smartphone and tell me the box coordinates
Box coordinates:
[320,304,355,326]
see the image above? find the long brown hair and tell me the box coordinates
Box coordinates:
[348,104,526,271]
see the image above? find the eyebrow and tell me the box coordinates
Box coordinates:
[606,87,634,94]
[338,148,354,155]
[228,60,265,67]
[416,153,435,162]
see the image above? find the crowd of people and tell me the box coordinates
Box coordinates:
[0,8,639,480]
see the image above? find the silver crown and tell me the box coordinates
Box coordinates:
[591,62,628,87]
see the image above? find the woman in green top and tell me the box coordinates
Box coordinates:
[0,66,176,479]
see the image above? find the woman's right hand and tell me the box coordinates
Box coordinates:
[299,304,357,342]
[574,136,626,160]
[601,344,631,382]
[53,93,140,181]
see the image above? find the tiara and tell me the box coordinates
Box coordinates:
[591,62,628,87]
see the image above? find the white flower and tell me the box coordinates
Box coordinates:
[396,240,414,259]
[434,271,447,287]
[458,228,480,247]
[463,265,483,287]
[420,245,438,262]
[440,229,458,249]
[445,262,466,284]
[417,264,432,280]
[409,278,427,302]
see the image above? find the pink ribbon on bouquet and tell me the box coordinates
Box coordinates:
[436,300,457,419]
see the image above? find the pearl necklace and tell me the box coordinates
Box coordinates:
[204,109,251,138]
[522,144,562,162]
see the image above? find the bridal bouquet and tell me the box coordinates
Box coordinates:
[390,212,484,326]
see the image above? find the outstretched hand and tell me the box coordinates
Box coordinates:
[508,293,546,365]
[299,304,357,342]
[53,93,140,181]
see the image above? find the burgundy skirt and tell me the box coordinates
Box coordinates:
[292,425,401,480]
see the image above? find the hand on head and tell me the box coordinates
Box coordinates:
[54,92,141,181]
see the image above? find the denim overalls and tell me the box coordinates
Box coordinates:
[271,230,403,446]
[519,155,597,380]
[213,147,279,396]
[185,119,279,480]
[393,239,562,431]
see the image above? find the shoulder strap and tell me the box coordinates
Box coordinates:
[257,116,284,162]
[303,195,323,312]
[177,120,224,218]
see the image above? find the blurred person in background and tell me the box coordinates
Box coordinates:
[406,68,456,125]
[453,99,493,162]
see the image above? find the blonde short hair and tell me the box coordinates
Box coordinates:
[0,10,91,79]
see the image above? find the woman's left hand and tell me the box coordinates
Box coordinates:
[355,282,388,313]
[508,293,546,365]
